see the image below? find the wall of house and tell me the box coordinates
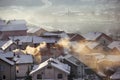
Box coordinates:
[16,63,32,78]
[0,59,15,80]
[1,30,27,40]
[31,66,68,80]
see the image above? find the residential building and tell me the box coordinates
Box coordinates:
[30,58,70,80]
[0,55,15,80]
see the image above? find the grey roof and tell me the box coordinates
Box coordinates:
[0,24,27,31]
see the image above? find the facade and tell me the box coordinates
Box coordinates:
[30,58,70,80]
[0,55,15,80]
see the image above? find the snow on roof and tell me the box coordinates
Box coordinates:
[0,52,14,58]
[110,68,120,79]
[108,41,120,50]
[43,32,69,38]
[33,36,44,44]
[0,41,7,48]
[0,24,27,31]
[1,40,15,50]
[82,32,102,41]
[7,20,26,25]
[30,58,70,75]
[27,27,42,33]
[10,36,57,44]
[10,36,33,45]
[0,55,14,65]
[97,71,106,77]
[85,42,100,49]
[13,54,33,64]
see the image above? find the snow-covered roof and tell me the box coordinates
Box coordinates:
[0,41,7,48]
[13,54,33,64]
[43,32,69,38]
[7,20,26,25]
[0,52,14,58]
[30,58,70,75]
[97,71,106,77]
[82,32,102,41]
[0,55,14,65]
[110,68,120,79]
[1,40,15,50]
[27,27,42,33]
[10,36,57,44]
[10,36,33,45]
[85,42,100,49]
[0,24,27,31]
[108,41,120,50]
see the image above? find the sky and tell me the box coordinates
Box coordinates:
[0,0,120,33]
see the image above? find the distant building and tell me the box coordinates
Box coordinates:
[108,41,120,54]
[0,55,15,80]
[0,24,27,40]
[82,32,113,46]
[30,58,70,80]
[27,27,47,36]
[68,33,85,42]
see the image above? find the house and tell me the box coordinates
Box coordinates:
[68,33,85,42]
[30,58,70,80]
[110,68,120,80]
[0,24,27,40]
[0,55,15,80]
[82,32,113,46]
[13,54,33,80]
[58,54,103,80]
[42,30,69,39]
[27,27,47,36]
[10,35,58,49]
[0,40,17,52]
[10,36,33,49]
[108,41,120,54]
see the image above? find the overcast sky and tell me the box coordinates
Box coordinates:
[0,0,120,32]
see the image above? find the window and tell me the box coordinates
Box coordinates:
[17,70,19,73]
[37,74,42,79]
[57,74,63,79]
[3,75,6,79]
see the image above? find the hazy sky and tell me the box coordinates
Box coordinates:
[0,0,120,32]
